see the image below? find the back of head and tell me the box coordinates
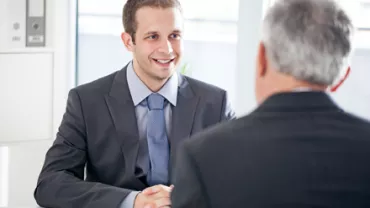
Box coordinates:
[261,0,354,86]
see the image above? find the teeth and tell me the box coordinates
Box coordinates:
[156,59,171,64]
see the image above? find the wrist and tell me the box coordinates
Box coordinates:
[133,191,143,208]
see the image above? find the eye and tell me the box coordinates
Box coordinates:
[147,34,158,40]
[170,33,181,39]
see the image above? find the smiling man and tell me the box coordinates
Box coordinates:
[34,0,235,208]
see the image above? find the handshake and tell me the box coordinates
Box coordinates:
[134,185,174,208]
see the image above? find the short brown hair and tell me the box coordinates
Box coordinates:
[122,0,182,43]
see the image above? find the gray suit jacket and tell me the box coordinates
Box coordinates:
[34,64,235,208]
[171,92,370,208]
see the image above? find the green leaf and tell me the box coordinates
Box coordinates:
[180,63,191,75]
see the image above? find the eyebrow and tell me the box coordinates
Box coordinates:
[144,31,158,36]
[172,30,182,34]
[144,30,182,36]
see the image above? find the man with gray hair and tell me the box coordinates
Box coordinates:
[170,0,370,207]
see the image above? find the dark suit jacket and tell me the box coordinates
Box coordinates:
[34,64,235,208]
[171,91,370,208]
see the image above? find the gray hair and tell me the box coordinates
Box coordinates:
[261,0,354,85]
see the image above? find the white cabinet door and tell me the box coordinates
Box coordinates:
[0,53,53,143]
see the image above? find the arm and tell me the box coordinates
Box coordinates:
[34,89,134,208]
[221,91,237,121]
[170,142,209,208]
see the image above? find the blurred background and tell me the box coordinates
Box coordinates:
[0,0,370,207]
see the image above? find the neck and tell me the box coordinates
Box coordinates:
[284,81,328,92]
[274,70,327,92]
[132,60,169,92]
[258,72,328,104]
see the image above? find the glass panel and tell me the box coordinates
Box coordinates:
[79,0,239,21]
[78,0,124,15]
[356,1,370,28]
[182,0,239,21]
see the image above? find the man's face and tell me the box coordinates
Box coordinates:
[128,6,184,81]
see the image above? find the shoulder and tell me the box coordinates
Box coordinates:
[180,75,228,105]
[182,115,254,156]
[183,75,226,97]
[74,71,119,94]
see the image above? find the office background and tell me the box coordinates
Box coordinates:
[0,0,370,207]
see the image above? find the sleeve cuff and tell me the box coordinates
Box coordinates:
[119,191,140,208]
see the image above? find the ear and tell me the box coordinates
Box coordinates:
[257,42,268,77]
[121,32,134,52]
[330,66,351,92]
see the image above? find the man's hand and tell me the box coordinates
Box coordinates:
[134,185,174,208]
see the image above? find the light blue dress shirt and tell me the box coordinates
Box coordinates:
[120,61,178,208]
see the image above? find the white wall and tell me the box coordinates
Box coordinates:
[331,49,370,120]
[0,0,76,207]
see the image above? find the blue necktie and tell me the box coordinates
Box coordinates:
[146,93,169,186]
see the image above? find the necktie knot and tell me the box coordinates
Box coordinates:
[147,93,165,110]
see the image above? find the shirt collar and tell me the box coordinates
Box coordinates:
[126,61,178,106]
[292,87,313,92]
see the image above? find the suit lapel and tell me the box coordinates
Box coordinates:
[169,75,199,172]
[104,65,145,189]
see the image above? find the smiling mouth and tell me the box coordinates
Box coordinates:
[152,58,175,64]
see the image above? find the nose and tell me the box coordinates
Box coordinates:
[157,39,173,54]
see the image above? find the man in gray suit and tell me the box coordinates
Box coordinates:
[171,0,370,207]
[33,0,235,208]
